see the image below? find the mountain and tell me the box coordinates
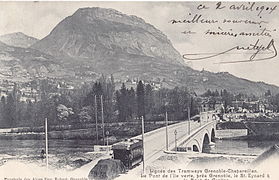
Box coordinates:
[31,7,279,95]
[0,32,38,48]
[0,41,64,82]
[32,7,183,65]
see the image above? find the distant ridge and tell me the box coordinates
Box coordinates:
[0,40,63,81]
[0,32,38,48]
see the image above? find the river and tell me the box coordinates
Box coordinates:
[0,137,279,179]
[0,139,95,157]
[209,139,279,156]
[0,138,278,158]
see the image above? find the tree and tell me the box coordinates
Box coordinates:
[24,101,34,126]
[119,83,128,121]
[127,87,136,119]
[0,96,6,127]
[57,104,74,121]
[105,75,115,122]
[208,96,217,109]
[190,96,199,116]
[115,83,137,122]
[153,88,168,115]
[265,90,271,97]
[145,84,154,115]
[221,89,233,113]
[78,106,92,123]
[203,89,212,97]
[235,93,243,101]
[213,90,220,97]
[136,81,145,118]
[168,87,180,116]
[5,94,16,127]
[44,94,60,125]
[115,90,121,121]
[270,93,279,112]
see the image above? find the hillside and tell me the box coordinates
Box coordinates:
[0,32,38,48]
[30,7,279,95]
[0,41,65,82]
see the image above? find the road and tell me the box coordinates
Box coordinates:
[115,120,208,179]
[134,120,204,164]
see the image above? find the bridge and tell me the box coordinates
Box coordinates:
[75,111,218,177]
[154,110,217,154]
[174,117,216,153]
[131,110,218,163]
[113,111,218,179]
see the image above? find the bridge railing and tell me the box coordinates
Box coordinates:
[168,119,217,153]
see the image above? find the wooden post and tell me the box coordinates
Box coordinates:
[165,111,169,151]
[106,131,109,153]
[94,95,99,145]
[101,95,105,146]
[141,116,145,174]
[174,129,177,151]
[188,107,190,135]
[45,118,49,171]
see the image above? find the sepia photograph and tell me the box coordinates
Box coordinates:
[0,1,278,179]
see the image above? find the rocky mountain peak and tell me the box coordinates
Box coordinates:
[32,7,184,65]
[71,7,169,43]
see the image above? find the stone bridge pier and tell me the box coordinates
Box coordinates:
[177,121,216,153]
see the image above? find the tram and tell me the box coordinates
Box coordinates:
[112,138,143,169]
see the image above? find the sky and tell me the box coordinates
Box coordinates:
[0,1,278,86]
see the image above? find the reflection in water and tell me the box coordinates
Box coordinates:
[202,133,210,153]
[0,139,95,157]
[209,139,279,156]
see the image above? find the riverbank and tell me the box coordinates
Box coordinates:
[0,121,177,141]
[0,150,257,179]
[0,151,109,178]
[0,151,105,170]
[217,117,279,140]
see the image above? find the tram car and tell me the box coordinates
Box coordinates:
[112,138,143,169]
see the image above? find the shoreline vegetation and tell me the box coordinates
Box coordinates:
[0,120,177,141]
[2,114,279,141]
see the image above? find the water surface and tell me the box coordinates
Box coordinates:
[209,139,279,155]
